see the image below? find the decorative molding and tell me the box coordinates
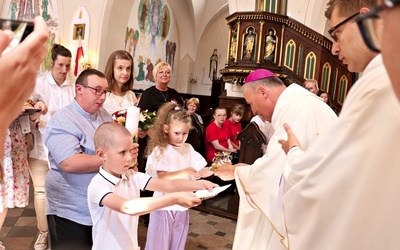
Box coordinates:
[226,12,332,51]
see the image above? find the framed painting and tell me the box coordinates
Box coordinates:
[73,23,85,40]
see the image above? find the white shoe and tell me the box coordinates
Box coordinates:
[34,231,48,250]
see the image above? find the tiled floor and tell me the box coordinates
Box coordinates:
[1,184,237,250]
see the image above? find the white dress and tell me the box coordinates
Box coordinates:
[0,129,12,212]
[103,91,138,114]
[146,143,207,210]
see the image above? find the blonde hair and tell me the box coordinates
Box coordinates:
[146,102,192,157]
[304,79,319,91]
[152,61,172,80]
[186,97,200,108]
[95,122,131,150]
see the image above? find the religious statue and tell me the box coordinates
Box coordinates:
[264,29,277,61]
[230,28,237,61]
[209,49,220,79]
[243,28,255,60]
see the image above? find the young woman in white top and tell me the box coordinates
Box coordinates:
[29,43,75,250]
[103,50,138,114]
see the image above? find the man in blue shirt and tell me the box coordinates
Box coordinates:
[43,69,113,249]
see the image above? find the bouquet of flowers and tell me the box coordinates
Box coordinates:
[112,109,157,131]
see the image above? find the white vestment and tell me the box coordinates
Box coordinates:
[234,84,338,249]
[284,55,400,250]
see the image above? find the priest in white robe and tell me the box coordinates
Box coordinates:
[282,56,400,250]
[214,69,337,249]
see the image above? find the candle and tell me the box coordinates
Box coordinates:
[125,106,140,139]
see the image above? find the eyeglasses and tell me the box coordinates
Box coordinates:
[328,12,359,42]
[84,85,111,97]
[356,0,400,52]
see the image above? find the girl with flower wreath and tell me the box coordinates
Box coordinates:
[144,102,213,250]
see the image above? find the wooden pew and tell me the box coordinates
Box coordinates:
[187,114,205,156]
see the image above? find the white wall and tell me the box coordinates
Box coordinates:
[287,0,330,34]
[228,0,256,14]
[190,6,229,95]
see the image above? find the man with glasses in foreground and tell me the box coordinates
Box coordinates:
[278,0,400,249]
[43,69,114,249]
[357,0,400,100]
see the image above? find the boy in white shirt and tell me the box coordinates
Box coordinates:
[88,122,217,250]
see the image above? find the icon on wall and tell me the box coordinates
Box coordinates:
[73,23,85,40]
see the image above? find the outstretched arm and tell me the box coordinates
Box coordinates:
[101,191,202,216]
[146,178,218,193]
[157,167,201,180]
[214,163,248,181]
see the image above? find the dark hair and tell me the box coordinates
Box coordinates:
[325,0,377,20]
[104,50,134,93]
[76,69,106,87]
[51,44,72,61]
[317,90,332,106]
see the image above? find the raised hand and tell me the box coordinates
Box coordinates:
[278,123,301,154]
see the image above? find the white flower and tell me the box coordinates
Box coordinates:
[139,112,146,122]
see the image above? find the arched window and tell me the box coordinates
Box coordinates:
[284,39,296,70]
[304,52,316,80]
[331,68,338,101]
[321,62,331,91]
[338,75,348,104]
[296,45,303,76]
